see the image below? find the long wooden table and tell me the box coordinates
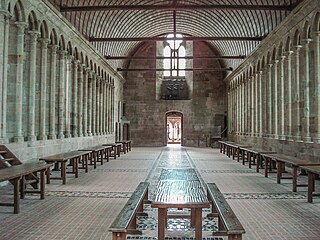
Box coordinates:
[151,168,209,240]
[40,150,91,184]
[0,162,51,213]
[79,145,111,168]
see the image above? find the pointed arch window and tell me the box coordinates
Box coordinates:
[163,34,186,77]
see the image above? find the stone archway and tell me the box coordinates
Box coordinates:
[166,111,183,145]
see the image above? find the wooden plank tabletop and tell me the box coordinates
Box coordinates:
[300,165,320,174]
[262,153,320,166]
[40,150,92,161]
[0,162,51,182]
[79,146,105,151]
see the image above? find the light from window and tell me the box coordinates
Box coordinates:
[163,34,186,77]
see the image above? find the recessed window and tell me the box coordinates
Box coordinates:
[163,34,186,77]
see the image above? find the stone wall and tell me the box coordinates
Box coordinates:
[226,0,320,161]
[124,41,227,147]
[0,0,124,162]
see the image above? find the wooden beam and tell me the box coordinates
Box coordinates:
[117,68,233,72]
[60,4,294,12]
[105,56,246,60]
[90,36,263,42]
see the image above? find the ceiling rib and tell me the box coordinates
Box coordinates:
[90,36,264,42]
[60,4,294,12]
[116,68,233,72]
[105,56,246,60]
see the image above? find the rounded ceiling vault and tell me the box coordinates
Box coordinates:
[48,0,300,75]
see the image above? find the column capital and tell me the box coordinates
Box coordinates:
[14,21,27,30]
[302,38,312,45]
[285,50,294,57]
[77,63,84,72]
[27,30,40,41]
[57,49,68,58]
[38,38,50,48]
[48,44,59,52]
[72,59,81,66]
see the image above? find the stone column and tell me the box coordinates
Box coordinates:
[314,32,320,143]
[286,51,294,141]
[101,80,105,134]
[96,77,101,135]
[267,64,273,137]
[13,22,27,143]
[241,81,245,134]
[273,60,279,139]
[0,13,10,142]
[48,44,58,140]
[65,54,73,138]
[103,80,107,134]
[258,71,263,136]
[27,31,39,142]
[77,64,83,137]
[57,50,67,139]
[294,45,302,142]
[83,67,89,136]
[302,39,312,142]
[279,55,286,140]
[72,59,79,137]
[92,73,97,135]
[38,38,50,140]
[87,71,93,136]
[111,83,115,132]
[106,81,110,134]
[251,75,255,136]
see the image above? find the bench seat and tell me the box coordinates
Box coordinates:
[40,150,91,184]
[0,162,51,214]
[207,183,245,240]
[109,182,149,240]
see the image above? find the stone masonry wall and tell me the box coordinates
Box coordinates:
[124,41,227,147]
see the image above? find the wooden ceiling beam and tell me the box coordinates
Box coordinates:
[90,36,263,42]
[116,68,233,72]
[60,4,294,12]
[106,56,246,60]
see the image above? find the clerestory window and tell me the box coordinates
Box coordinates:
[163,33,186,77]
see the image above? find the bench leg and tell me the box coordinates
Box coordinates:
[112,232,126,240]
[158,208,167,240]
[228,234,242,240]
[292,166,298,192]
[308,172,315,203]
[13,178,20,214]
[62,161,67,184]
[40,169,46,199]
[194,208,202,240]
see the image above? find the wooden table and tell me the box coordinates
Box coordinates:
[40,150,91,184]
[0,162,51,213]
[103,143,121,159]
[300,165,320,203]
[151,168,209,240]
[79,145,111,168]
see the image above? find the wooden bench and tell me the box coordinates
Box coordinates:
[116,141,131,154]
[103,143,121,159]
[261,153,320,192]
[238,147,276,170]
[207,183,245,240]
[0,162,51,214]
[79,145,111,168]
[109,182,149,240]
[299,165,320,203]
[40,150,91,184]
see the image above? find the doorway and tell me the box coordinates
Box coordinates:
[166,111,183,145]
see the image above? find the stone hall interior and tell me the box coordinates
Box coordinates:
[0,0,320,239]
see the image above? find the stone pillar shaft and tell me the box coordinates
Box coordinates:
[83,68,89,136]
[273,60,279,138]
[92,73,97,135]
[49,45,58,140]
[267,64,273,137]
[65,55,72,138]
[286,51,294,140]
[314,32,320,143]
[279,56,286,140]
[303,39,312,142]
[14,22,27,142]
[72,60,79,137]
[87,72,93,136]
[39,38,50,140]
[58,50,66,139]
[27,31,39,141]
[78,64,83,137]
[294,45,302,141]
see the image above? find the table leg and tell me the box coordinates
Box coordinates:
[292,166,298,192]
[40,170,45,199]
[13,178,20,214]
[191,208,196,227]
[158,208,166,240]
[194,208,202,240]
[264,157,268,178]
[308,172,314,203]
[62,161,67,184]
[276,161,282,184]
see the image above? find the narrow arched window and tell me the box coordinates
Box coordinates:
[163,33,186,77]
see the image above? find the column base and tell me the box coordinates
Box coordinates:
[48,134,57,140]
[73,133,78,138]
[286,135,294,141]
[38,135,47,141]
[303,137,313,143]
[87,132,92,136]
[313,137,320,144]
[65,133,72,138]
[279,135,286,141]
[13,136,24,143]
[295,136,303,142]
[58,133,65,139]
[0,138,9,144]
[28,135,37,142]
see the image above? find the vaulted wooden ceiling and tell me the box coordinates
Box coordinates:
[48,0,301,73]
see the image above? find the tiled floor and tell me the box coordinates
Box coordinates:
[1,145,320,239]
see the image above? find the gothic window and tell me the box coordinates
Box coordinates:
[163,34,186,77]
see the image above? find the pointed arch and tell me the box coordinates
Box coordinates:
[27,10,38,31]
[49,28,58,45]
